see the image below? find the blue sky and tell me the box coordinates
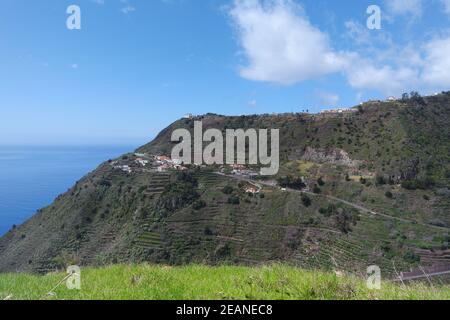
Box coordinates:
[1,0,449,145]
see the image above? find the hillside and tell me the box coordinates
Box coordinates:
[1,264,449,300]
[1,92,450,277]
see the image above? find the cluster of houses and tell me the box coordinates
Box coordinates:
[222,164,259,178]
[135,158,149,167]
[155,155,188,172]
[115,165,132,173]
[319,96,400,115]
[111,153,188,174]
[319,108,358,115]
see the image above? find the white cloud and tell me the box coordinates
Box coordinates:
[228,0,450,96]
[229,0,348,85]
[91,0,105,4]
[121,5,135,14]
[315,90,339,106]
[346,62,419,96]
[344,20,371,45]
[384,0,423,17]
[422,36,450,87]
[120,0,135,14]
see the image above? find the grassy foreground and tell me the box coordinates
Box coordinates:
[0,264,449,300]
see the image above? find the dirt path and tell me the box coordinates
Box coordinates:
[216,172,449,231]
[395,269,450,282]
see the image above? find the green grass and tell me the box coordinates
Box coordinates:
[1,264,449,300]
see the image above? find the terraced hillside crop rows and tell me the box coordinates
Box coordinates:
[1,93,450,276]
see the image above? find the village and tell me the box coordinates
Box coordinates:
[109,152,264,195]
[110,153,189,174]
[108,93,415,194]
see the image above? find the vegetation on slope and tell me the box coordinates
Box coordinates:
[1,264,449,300]
[1,92,450,275]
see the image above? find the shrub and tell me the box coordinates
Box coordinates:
[99,180,112,187]
[404,250,420,264]
[193,200,206,210]
[228,196,240,205]
[222,185,234,195]
[357,105,364,113]
[375,174,386,185]
[301,195,312,207]
[313,185,322,194]
[277,175,306,190]
[317,177,325,186]
[401,177,435,190]
[385,191,393,199]
[335,209,358,234]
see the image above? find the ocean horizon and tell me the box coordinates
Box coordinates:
[0,145,135,237]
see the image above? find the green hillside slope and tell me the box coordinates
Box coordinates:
[1,264,449,300]
[1,92,449,277]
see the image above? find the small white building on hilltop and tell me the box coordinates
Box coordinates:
[320,108,357,114]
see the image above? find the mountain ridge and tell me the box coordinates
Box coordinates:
[1,92,450,275]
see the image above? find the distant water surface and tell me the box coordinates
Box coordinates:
[0,145,134,236]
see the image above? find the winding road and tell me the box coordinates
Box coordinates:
[216,172,450,231]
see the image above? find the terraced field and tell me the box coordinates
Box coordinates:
[2,97,450,276]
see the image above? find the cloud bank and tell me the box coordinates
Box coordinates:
[229,0,450,96]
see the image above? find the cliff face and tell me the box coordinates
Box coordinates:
[1,93,450,274]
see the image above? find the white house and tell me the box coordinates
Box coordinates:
[245,186,260,194]
[135,158,149,167]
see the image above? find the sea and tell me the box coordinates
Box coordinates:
[0,145,135,237]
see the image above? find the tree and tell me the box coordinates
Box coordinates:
[357,105,364,113]
[317,177,325,186]
[277,175,306,190]
[301,194,312,207]
[375,174,386,185]
[222,185,234,194]
[313,185,322,194]
[410,91,420,99]
[410,91,425,105]
[193,200,206,210]
[228,196,240,205]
